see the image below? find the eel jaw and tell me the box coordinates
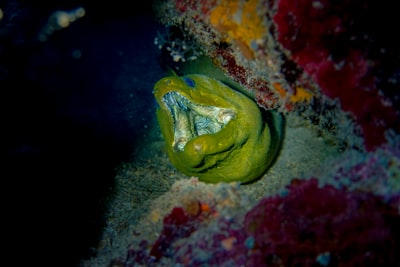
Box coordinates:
[162,91,236,152]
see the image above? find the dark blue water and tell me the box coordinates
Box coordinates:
[1,1,163,266]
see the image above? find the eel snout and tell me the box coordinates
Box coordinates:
[162,91,236,151]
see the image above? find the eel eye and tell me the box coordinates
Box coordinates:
[183,77,196,88]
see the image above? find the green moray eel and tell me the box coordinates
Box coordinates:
[153,73,283,184]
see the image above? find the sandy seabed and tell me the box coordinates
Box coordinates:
[81,112,344,267]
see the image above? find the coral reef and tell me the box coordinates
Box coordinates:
[111,2,400,265]
[83,1,400,266]
[243,178,399,267]
[88,123,399,267]
[112,177,400,267]
[208,0,268,60]
[272,0,399,150]
[153,0,400,151]
[314,132,400,206]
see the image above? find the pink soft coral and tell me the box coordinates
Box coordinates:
[273,0,399,150]
[244,178,400,266]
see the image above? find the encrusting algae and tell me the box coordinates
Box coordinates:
[209,0,267,59]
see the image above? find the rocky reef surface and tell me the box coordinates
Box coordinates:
[80,1,400,266]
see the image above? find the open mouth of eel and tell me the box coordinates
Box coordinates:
[162,91,237,151]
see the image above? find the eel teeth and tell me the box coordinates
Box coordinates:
[162,91,236,151]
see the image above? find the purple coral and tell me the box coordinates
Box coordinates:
[123,179,400,267]
[150,207,198,259]
[244,178,400,267]
[122,202,214,266]
[273,0,400,150]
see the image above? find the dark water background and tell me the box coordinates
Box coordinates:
[1,1,162,266]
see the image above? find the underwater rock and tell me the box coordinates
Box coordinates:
[153,0,400,151]
[118,178,400,267]
[153,73,283,183]
[243,178,400,267]
[272,0,400,150]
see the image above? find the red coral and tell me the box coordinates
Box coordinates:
[244,178,400,266]
[213,47,248,85]
[213,47,282,110]
[122,203,212,266]
[273,0,399,150]
[314,51,398,150]
[174,219,249,266]
[251,78,282,110]
[120,179,400,267]
[149,206,199,259]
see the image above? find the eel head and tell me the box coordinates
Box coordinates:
[153,74,283,184]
